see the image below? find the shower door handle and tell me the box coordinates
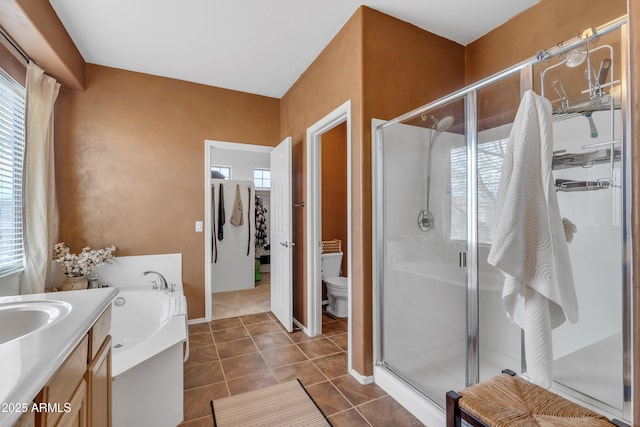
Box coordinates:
[459,251,467,268]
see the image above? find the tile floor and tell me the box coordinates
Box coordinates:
[212,273,270,320]
[181,312,423,426]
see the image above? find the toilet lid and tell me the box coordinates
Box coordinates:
[325,277,348,287]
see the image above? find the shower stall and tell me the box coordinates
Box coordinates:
[374,16,631,424]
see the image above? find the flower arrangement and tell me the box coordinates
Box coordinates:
[53,243,116,277]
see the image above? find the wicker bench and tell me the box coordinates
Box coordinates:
[446,370,629,427]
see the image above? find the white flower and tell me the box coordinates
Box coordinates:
[53,243,116,277]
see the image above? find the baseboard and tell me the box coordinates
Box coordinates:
[350,369,374,385]
[188,317,207,325]
[293,318,311,335]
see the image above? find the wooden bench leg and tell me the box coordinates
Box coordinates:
[446,391,461,427]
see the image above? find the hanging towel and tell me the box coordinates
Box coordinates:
[217,183,225,240]
[230,184,244,226]
[487,90,578,389]
[212,186,217,263]
[247,187,251,256]
[255,195,268,257]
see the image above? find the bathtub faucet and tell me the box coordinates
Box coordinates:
[143,270,168,291]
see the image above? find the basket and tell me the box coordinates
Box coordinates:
[322,239,342,254]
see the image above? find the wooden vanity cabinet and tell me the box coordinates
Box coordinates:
[29,306,112,427]
[86,335,111,427]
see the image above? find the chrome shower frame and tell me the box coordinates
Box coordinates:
[373,15,631,422]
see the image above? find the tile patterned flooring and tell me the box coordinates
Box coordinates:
[212,273,271,320]
[181,312,423,426]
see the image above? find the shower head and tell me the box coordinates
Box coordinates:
[421,114,454,133]
[433,116,454,133]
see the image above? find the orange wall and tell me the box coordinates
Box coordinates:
[0,0,85,89]
[280,6,466,376]
[55,64,280,319]
[0,42,26,85]
[359,7,466,374]
[280,9,363,330]
[466,0,627,84]
[321,122,348,273]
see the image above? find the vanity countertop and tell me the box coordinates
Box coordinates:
[0,287,118,426]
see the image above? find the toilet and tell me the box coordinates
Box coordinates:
[321,252,349,318]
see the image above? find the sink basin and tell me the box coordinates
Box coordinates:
[0,301,72,345]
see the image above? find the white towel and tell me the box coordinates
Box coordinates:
[487,90,578,388]
[162,295,187,321]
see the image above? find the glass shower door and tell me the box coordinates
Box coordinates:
[379,97,468,407]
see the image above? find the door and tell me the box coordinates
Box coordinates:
[270,137,293,332]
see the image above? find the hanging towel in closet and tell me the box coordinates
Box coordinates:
[212,186,217,263]
[487,90,578,389]
[217,183,225,240]
[246,187,251,256]
[230,184,244,226]
[255,195,268,257]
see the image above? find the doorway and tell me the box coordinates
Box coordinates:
[306,100,354,375]
[204,139,293,331]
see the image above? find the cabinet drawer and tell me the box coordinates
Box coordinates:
[36,335,88,427]
[89,306,111,362]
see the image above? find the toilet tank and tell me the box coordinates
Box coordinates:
[321,252,343,279]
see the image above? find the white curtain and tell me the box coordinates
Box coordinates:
[20,63,60,294]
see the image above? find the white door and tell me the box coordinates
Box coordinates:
[270,137,293,332]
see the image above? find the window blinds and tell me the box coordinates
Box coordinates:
[450,138,508,243]
[0,68,25,276]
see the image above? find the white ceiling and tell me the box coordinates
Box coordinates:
[49,0,538,98]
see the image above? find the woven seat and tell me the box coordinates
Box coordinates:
[446,370,626,427]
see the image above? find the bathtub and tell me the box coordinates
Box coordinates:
[110,287,187,427]
[111,289,187,376]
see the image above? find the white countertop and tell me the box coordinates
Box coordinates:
[0,288,118,427]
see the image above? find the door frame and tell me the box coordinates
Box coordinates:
[204,139,273,322]
[305,100,353,369]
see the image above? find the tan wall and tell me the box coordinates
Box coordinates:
[0,42,26,85]
[0,0,85,89]
[466,0,627,84]
[280,9,363,331]
[321,122,348,273]
[360,7,466,374]
[55,64,280,319]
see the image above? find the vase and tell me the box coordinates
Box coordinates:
[62,275,88,291]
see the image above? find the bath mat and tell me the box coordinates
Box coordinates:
[210,379,331,427]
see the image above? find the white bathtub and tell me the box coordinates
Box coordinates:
[110,287,187,427]
[111,289,186,377]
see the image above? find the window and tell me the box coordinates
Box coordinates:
[254,168,271,189]
[0,68,25,276]
[450,138,508,243]
[211,165,231,179]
